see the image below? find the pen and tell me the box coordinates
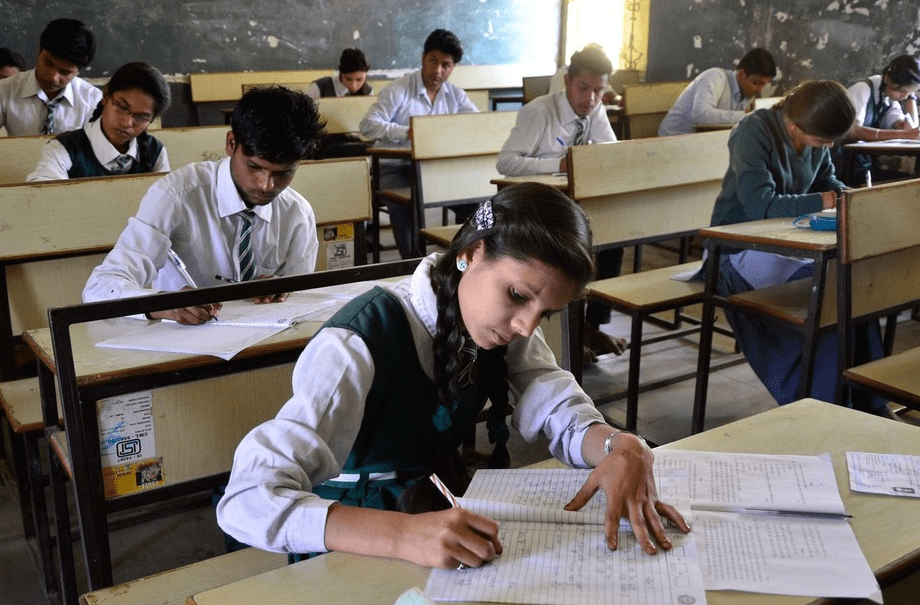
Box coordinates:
[215,274,238,284]
[865,170,872,187]
[429,473,468,569]
[693,504,852,519]
[166,248,218,321]
[555,136,567,147]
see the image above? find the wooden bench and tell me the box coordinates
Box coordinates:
[446,63,551,110]
[315,96,377,135]
[621,80,689,139]
[0,158,372,600]
[371,110,518,260]
[0,126,229,185]
[564,130,737,431]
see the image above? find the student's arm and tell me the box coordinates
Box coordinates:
[587,102,616,143]
[495,103,563,176]
[454,86,480,113]
[847,82,920,140]
[250,192,319,304]
[359,84,409,144]
[505,332,688,554]
[217,328,502,568]
[152,145,170,172]
[690,69,745,127]
[26,139,72,181]
[305,81,322,100]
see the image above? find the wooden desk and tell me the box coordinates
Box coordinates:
[694,123,735,132]
[29,261,420,601]
[692,218,837,433]
[187,398,920,605]
[368,145,413,261]
[841,140,920,183]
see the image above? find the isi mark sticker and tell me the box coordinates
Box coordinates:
[98,392,164,497]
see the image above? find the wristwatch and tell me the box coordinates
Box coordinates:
[604,430,648,455]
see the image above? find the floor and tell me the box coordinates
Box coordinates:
[2,217,919,604]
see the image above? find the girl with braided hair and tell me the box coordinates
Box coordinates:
[218,182,689,569]
[28,61,170,181]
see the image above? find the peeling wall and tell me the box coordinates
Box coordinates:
[0,0,560,77]
[647,0,920,93]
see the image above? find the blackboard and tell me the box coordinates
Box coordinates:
[646,0,920,93]
[0,0,561,76]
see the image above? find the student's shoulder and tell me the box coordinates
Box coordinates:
[70,76,102,98]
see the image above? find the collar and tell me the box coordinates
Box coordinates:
[23,69,75,106]
[331,75,349,97]
[409,254,441,340]
[728,69,746,103]
[85,118,139,165]
[553,90,582,125]
[215,156,275,223]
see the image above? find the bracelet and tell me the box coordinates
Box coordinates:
[874,128,880,141]
[603,429,648,455]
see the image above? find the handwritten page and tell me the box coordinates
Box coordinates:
[847,451,920,498]
[428,469,704,605]
[426,524,703,605]
[209,295,336,327]
[95,321,288,361]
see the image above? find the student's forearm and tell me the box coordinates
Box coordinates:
[324,503,404,559]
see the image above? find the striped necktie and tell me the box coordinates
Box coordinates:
[457,336,479,388]
[42,96,63,134]
[237,209,256,281]
[572,117,589,146]
[113,155,132,173]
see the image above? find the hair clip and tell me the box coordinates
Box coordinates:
[473,200,494,231]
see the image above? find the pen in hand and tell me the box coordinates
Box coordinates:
[429,473,469,570]
[166,248,219,321]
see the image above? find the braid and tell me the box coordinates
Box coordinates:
[89,99,103,122]
[432,262,466,411]
[136,130,151,171]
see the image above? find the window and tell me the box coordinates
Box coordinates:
[562,0,649,74]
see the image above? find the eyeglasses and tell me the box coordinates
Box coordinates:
[110,98,154,126]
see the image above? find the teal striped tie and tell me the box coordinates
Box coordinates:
[42,97,62,134]
[238,210,256,281]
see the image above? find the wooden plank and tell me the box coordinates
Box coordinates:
[410,111,517,159]
[447,63,553,91]
[569,130,729,199]
[315,96,377,134]
[839,178,920,262]
[844,347,920,407]
[589,262,704,311]
[622,81,689,115]
[0,134,51,184]
[290,157,371,226]
[156,126,229,169]
[79,548,288,605]
[189,70,333,103]
[416,156,499,205]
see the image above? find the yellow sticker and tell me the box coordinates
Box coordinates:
[102,457,165,499]
[322,223,354,242]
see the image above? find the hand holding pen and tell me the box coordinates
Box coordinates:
[428,473,503,570]
[146,249,221,325]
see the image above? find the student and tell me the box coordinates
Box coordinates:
[217,183,689,567]
[360,29,479,258]
[497,45,626,360]
[710,80,890,417]
[0,18,101,136]
[27,62,171,181]
[658,48,776,136]
[83,86,326,325]
[306,48,373,99]
[839,54,920,186]
[547,44,618,105]
[0,47,26,79]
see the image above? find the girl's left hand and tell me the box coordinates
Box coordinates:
[563,433,690,554]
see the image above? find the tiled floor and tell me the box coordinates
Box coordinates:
[2,221,919,604]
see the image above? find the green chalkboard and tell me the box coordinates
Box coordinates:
[1,0,561,76]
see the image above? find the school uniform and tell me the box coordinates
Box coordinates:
[658,68,751,136]
[26,118,169,181]
[843,75,912,185]
[306,75,373,99]
[83,156,318,304]
[0,68,102,136]
[216,254,605,554]
[359,69,480,257]
[710,107,885,414]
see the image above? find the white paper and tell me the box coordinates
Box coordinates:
[97,391,155,467]
[96,321,288,360]
[847,451,920,498]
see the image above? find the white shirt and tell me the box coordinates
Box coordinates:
[26,118,170,181]
[83,157,318,304]
[216,254,604,554]
[496,91,616,176]
[359,69,479,145]
[0,69,102,136]
[658,68,751,136]
[847,75,906,130]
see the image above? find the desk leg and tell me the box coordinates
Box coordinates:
[562,299,585,384]
[798,255,831,399]
[370,155,382,264]
[410,160,423,258]
[691,247,721,434]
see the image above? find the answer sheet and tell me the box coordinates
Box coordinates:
[847,451,920,498]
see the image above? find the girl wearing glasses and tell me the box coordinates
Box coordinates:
[27,61,171,181]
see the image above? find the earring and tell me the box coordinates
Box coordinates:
[456,258,469,272]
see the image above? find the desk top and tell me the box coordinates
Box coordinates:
[23,317,322,387]
[699,217,836,253]
[490,173,569,192]
[368,144,412,158]
[189,399,920,605]
[694,123,735,132]
[843,140,920,154]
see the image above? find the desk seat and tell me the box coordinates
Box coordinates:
[419,225,461,249]
[0,377,61,433]
[843,346,920,407]
[378,186,412,206]
[727,276,836,328]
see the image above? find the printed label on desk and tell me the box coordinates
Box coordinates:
[103,457,165,499]
[97,391,156,467]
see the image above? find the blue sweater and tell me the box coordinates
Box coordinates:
[710,108,843,227]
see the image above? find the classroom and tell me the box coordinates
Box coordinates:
[2,2,920,605]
